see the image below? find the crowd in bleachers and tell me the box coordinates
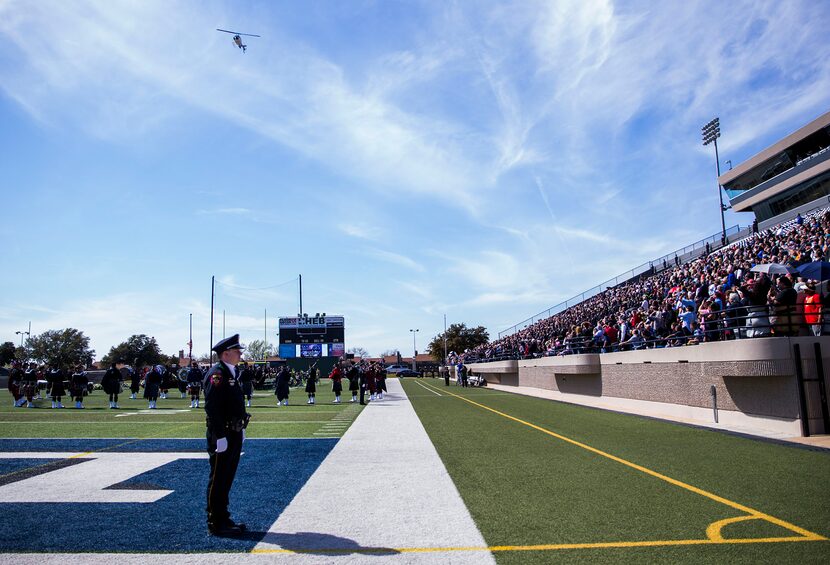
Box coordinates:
[474,208,830,361]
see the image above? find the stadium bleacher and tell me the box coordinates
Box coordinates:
[474,206,830,361]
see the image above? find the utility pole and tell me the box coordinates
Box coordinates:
[299,274,303,316]
[210,276,215,364]
[189,313,193,365]
[443,314,448,364]
[410,328,419,371]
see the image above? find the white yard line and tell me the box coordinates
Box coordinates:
[412,380,442,396]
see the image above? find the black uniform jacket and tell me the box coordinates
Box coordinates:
[203,362,247,440]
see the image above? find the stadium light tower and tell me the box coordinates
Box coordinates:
[410,329,419,371]
[702,117,727,244]
[15,330,29,348]
[15,321,31,348]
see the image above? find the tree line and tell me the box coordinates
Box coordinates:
[0,322,491,369]
[1,329,178,369]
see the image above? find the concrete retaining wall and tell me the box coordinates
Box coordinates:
[469,337,830,438]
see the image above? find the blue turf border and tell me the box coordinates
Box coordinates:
[0,438,337,552]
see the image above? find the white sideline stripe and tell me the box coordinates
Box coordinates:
[254,378,496,564]
[412,380,442,396]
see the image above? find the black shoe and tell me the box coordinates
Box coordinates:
[225,518,247,532]
[208,523,243,537]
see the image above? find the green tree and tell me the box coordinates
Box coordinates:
[347,346,368,359]
[101,334,163,368]
[426,323,489,362]
[245,339,274,361]
[26,329,95,369]
[0,342,15,366]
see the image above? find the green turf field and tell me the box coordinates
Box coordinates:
[402,378,830,564]
[0,388,362,439]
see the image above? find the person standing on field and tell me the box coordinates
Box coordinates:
[204,334,250,537]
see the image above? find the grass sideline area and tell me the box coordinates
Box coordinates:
[0,388,363,439]
[403,378,830,564]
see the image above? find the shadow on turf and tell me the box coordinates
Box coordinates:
[230,530,400,555]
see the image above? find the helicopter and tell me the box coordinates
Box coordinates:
[216,28,260,53]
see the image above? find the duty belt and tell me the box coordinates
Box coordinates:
[207,413,251,433]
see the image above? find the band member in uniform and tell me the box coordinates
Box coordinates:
[358,364,371,405]
[329,363,343,404]
[144,365,162,409]
[347,363,360,403]
[305,362,318,405]
[47,365,66,408]
[129,363,141,399]
[160,365,177,399]
[368,363,379,401]
[71,366,88,409]
[22,363,38,408]
[177,365,188,399]
[8,361,25,407]
[188,363,203,408]
[239,362,254,407]
[204,334,250,536]
[376,369,387,400]
[102,362,122,409]
[274,365,291,406]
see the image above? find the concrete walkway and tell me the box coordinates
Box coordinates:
[252,377,496,563]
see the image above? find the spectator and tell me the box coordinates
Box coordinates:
[803,282,822,336]
[770,276,798,336]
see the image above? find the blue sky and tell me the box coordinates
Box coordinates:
[1,0,829,359]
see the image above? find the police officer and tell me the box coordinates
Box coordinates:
[204,334,250,536]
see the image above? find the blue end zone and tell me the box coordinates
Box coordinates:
[0,438,337,553]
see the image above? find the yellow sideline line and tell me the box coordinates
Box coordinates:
[416,380,827,542]
[252,535,820,555]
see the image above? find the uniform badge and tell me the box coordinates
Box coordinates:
[229,379,236,386]
[211,375,222,386]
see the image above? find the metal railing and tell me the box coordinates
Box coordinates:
[498,224,750,338]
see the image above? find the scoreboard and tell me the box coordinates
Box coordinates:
[278,315,345,358]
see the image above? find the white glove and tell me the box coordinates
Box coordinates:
[242,429,246,442]
[215,437,228,453]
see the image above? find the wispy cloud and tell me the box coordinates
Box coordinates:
[197,208,254,216]
[338,222,382,241]
[364,248,425,272]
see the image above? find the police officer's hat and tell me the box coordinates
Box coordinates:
[212,334,245,354]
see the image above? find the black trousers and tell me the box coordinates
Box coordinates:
[359,384,366,404]
[206,430,243,526]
